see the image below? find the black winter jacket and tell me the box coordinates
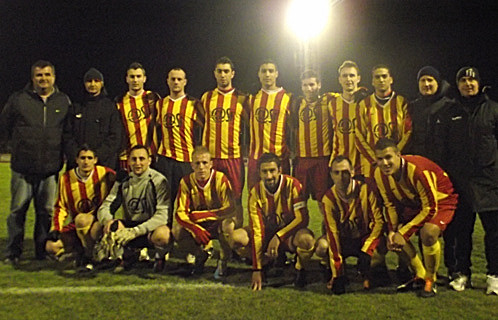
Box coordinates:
[0,83,71,176]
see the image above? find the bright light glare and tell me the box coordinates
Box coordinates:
[287,0,330,40]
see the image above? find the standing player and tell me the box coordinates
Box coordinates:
[201,57,248,227]
[315,155,384,294]
[373,138,457,297]
[329,61,369,175]
[230,153,315,290]
[45,145,115,271]
[355,65,411,177]
[173,146,235,278]
[155,68,204,227]
[115,62,160,169]
[247,60,293,189]
[292,70,334,205]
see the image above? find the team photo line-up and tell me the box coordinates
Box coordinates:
[1,57,497,297]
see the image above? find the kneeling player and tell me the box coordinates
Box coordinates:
[97,145,172,272]
[45,145,115,271]
[373,138,457,297]
[173,146,235,278]
[230,153,315,290]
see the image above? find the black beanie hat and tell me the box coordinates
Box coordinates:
[456,67,480,85]
[417,66,441,84]
[84,67,104,82]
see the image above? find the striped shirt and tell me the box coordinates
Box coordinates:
[373,155,457,238]
[201,88,249,159]
[156,95,204,162]
[53,165,115,232]
[293,94,334,158]
[321,179,384,278]
[249,88,292,160]
[116,91,160,160]
[175,169,234,232]
[248,174,308,270]
[355,92,412,176]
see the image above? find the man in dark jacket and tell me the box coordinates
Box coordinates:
[438,67,498,295]
[0,60,72,264]
[405,66,455,165]
[66,68,122,170]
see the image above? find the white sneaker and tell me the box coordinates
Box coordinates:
[486,275,498,295]
[449,273,469,292]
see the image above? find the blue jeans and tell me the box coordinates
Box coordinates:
[5,170,58,259]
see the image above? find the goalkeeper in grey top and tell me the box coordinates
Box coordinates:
[97,145,171,271]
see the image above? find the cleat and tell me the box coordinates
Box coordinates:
[3,256,20,267]
[191,250,209,276]
[449,272,469,292]
[331,276,347,295]
[214,259,228,280]
[370,266,391,288]
[486,275,498,295]
[139,248,151,262]
[420,278,437,298]
[396,277,425,292]
[294,269,307,288]
[186,253,195,265]
[363,279,371,290]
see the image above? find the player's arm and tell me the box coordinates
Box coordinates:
[97,180,123,233]
[248,188,265,272]
[190,176,235,220]
[239,92,250,158]
[193,98,204,145]
[322,192,343,279]
[51,174,70,232]
[354,100,377,163]
[360,184,385,255]
[396,96,412,152]
[275,180,309,242]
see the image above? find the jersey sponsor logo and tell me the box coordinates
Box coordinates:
[299,106,317,123]
[211,107,234,123]
[163,113,184,128]
[127,197,147,213]
[76,198,99,213]
[373,122,398,140]
[127,108,147,123]
[338,118,357,134]
[255,107,280,124]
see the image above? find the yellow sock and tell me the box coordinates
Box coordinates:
[403,242,426,279]
[422,241,441,282]
[295,247,314,270]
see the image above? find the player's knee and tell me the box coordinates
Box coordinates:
[420,223,440,246]
[45,240,63,255]
[151,226,171,247]
[74,213,94,229]
[230,228,249,248]
[294,231,315,250]
[315,238,329,258]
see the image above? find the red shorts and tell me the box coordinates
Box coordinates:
[212,158,245,200]
[401,202,456,238]
[247,156,290,190]
[293,156,331,200]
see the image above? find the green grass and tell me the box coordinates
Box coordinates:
[0,162,496,320]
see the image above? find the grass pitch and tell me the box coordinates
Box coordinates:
[0,163,496,320]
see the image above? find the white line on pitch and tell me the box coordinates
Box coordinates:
[1,282,234,295]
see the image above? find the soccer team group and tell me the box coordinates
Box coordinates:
[1,57,497,297]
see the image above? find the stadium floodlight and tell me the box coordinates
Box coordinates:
[286,0,331,41]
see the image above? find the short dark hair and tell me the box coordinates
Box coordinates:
[259,59,278,71]
[300,69,321,82]
[338,60,360,75]
[374,138,398,152]
[330,155,352,169]
[76,144,97,158]
[257,152,281,171]
[168,67,187,79]
[31,60,55,78]
[215,56,235,71]
[128,144,150,157]
[371,64,391,76]
[192,145,211,159]
[127,62,146,76]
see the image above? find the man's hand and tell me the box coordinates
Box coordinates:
[326,276,334,290]
[266,235,281,259]
[387,231,405,251]
[190,225,211,245]
[115,227,139,246]
[252,271,263,291]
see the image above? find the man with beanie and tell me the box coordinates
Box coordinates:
[66,68,122,170]
[437,67,498,295]
[405,66,454,164]
[0,60,72,264]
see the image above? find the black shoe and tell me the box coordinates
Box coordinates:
[214,259,228,280]
[396,277,425,292]
[153,257,165,273]
[370,266,391,287]
[4,256,20,267]
[191,250,209,276]
[77,257,94,273]
[331,276,347,295]
[294,269,308,288]
[419,279,437,298]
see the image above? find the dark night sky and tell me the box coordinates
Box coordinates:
[1,0,498,104]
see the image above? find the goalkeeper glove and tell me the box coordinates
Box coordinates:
[115,227,139,246]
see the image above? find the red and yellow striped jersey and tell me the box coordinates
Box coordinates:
[249,88,292,160]
[156,95,204,162]
[248,174,308,270]
[293,94,334,158]
[201,88,249,159]
[175,169,234,233]
[116,91,160,160]
[373,155,457,238]
[329,95,363,173]
[355,93,412,176]
[321,179,384,278]
[52,165,116,232]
